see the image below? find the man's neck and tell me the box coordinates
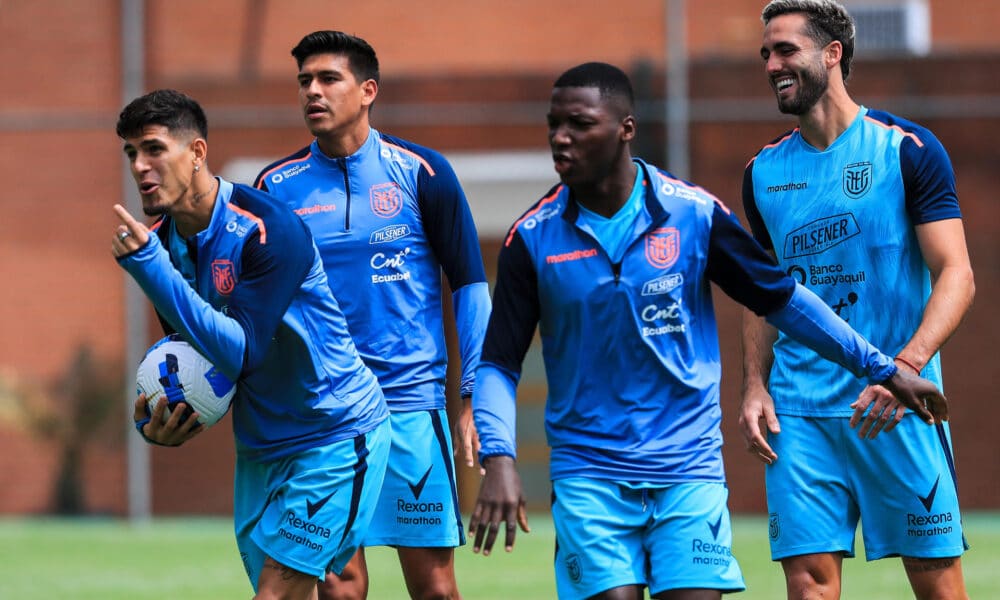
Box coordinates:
[798,91,861,151]
[316,123,371,159]
[174,173,219,238]
[573,159,638,218]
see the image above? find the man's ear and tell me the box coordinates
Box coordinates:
[190,137,208,169]
[361,78,379,109]
[621,114,637,143]
[825,40,843,71]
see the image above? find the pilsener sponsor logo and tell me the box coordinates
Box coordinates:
[642,273,684,296]
[369,224,411,244]
[782,213,860,259]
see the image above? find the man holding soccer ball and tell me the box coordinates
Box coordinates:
[112,89,391,600]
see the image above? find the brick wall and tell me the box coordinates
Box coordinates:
[0,1,997,515]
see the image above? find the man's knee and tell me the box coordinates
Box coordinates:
[781,554,842,599]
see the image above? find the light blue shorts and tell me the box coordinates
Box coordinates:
[766,415,967,561]
[233,419,390,589]
[551,478,745,599]
[364,409,465,548]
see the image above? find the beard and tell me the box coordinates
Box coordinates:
[776,63,828,115]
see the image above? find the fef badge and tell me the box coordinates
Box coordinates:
[843,162,872,199]
[645,227,680,269]
[371,182,403,218]
[212,260,237,295]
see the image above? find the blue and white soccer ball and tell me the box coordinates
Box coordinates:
[135,334,236,428]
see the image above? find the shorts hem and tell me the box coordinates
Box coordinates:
[864,546,967,561]
[650,584,746,595]
[771,544,855,561]
[364,537,463,548]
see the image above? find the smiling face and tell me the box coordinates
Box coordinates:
[122,124,201,216]
[761,12,832,115]
[546,86,634,189]
[297,53,375,145]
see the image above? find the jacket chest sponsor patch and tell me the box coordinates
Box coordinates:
[645,227,680,269]
[782,214,860,259]
[370,182,403,218]
[212,260,237,295]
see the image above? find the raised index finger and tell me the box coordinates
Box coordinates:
[113,204,142,234]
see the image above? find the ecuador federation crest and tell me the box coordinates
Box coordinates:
[370,182,403,218]
[842,161,872,199]
[212,260,237,295]
[645,227,680,269]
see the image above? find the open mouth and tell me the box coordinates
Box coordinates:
[306,104,328,118]
[139,182,159,195]
[775,76,795,92]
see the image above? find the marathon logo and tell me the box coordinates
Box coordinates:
[546,248,598,264]
[766,181,808,193]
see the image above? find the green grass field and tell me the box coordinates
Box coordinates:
[0,512,996,599]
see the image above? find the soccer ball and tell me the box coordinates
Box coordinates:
[135,334,236,428]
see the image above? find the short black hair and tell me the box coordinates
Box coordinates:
[762,0,856,80]
[116,89,208,140]
[553,62,635,111]
[291,30,380,85]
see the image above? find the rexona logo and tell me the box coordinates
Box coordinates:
[782,213,860,259]
[907,475,954,538]
[396,498,444,526]
[279,510,331,552]
[369,224,411,244]
[691,523,733,568]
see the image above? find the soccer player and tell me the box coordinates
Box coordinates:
[467,61,949,600]
[740,2,976,598]
[254,31,491,599]
[112,89,391,600]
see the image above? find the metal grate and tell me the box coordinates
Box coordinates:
[850,0,930,55]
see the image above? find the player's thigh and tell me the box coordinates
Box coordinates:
[902,555,968,600]
[644,482,743,596]
[846,418,967,560]
[317,549,368,600]
[256,555,321,599]
[780,552,843,597]
[397,546,459,596]
[765,416,858,559]
[551,478,648,599]
[366,409,464,548]
[234,420,391,588]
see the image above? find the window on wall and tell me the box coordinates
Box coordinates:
[849,0,930,55]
